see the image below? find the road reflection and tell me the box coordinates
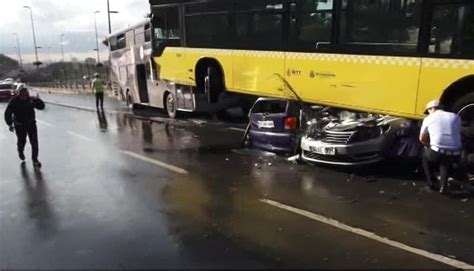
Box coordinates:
[20,164,58,239]
[97,110,108,132]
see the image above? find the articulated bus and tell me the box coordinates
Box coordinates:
[105,19,154,109]
[148,0,473,124]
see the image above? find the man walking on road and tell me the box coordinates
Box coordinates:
[419,100,463,194]
[4,87,45,168]
[91,73,105,110]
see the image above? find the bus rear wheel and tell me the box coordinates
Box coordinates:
[452,92,474,172]
[165,92,177,119]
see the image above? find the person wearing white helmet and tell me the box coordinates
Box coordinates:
[91,73,105,110]
[419,100,462,194]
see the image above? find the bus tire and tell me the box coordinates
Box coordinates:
[204,65,223,104]
[452,92,474,172]
[164,92,177,119]
[126,90,134,109]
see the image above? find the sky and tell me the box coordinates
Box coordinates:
[0,0,149,64]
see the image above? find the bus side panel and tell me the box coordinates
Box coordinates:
[232,50,286,99]
[287,53,421,116]
[184,48,234,89]
[417,58,474,115]
[153,47,188,84]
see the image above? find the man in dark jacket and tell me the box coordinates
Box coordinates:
[4,87,45,167]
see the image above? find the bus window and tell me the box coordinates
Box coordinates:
[110,36,118,51]
[186,13,232,49]
[236,12,284,50]
[289,0,334,52]
[152,7,181,44]
[145,24,151,42]
[429,4,460,55]
[340,0,422,54]
[117,34,126,50]
[461,5,474,57]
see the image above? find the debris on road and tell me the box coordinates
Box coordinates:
[287,155,300,163]
[461,198,469,202]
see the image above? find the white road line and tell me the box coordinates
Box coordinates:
[36,119,53,127]
[120,150,189,175]
[227,127,246,132]
[66,131,95,142]
[260,199,474,270]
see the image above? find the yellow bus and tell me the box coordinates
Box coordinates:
[148,0,473,122]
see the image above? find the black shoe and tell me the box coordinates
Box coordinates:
[19,152,25,161]
[33,160,42,168]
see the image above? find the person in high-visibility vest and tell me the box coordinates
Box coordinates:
[91,73,105,110]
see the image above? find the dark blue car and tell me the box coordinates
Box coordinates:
[245,98,300,154]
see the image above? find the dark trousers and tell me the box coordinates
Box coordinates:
[95,92,104,109]
[15,123,39,161]
[422,148,460,188]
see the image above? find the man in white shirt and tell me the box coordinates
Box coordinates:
[419,100,462,194]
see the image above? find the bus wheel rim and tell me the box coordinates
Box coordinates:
[167,94,175,114]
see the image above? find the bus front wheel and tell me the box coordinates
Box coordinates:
[165,92,177,119]
[126,90,134,109]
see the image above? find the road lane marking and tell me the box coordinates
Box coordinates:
[260,199,474,270]
[36,119,53,127]
[66,131,95,142]
[120,150,189,175]
[227,127,246,132]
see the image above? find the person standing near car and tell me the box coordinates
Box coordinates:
[419,100,463,194]
[91,73,105,110]
[4,87,45,167]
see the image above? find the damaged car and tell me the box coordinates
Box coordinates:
[300,107,422,166]
[245,98,301,153]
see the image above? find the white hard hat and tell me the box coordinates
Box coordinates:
[424,100,440,114]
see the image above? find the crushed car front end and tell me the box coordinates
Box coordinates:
[300,108,410,166]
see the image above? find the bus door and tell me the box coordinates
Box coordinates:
[232,2,287,98]
[417,0,474,115]
[136,64,150,103]
[151,5,186,83]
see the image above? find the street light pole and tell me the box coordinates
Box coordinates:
[23,6,41,68]
[106,0,119,34]
[12,33,23,70]
[94,11,101,66]
[107,0,111,34]
[60,33,65,62]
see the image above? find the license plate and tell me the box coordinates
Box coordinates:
[257,121,275,129]
[310,146,336,156]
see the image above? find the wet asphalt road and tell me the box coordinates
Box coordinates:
[1,94,474,269]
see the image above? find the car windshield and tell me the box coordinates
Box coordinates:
[252,100,287,114]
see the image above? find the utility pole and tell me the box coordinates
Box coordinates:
[106,0,120,34]
[60,33,65,62]
[94,10,101,67]
[23,6,41,68]
[12,33,23,70]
